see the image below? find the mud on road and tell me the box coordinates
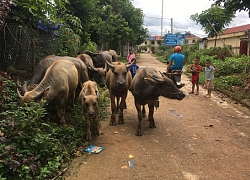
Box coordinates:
[65,53,250,180]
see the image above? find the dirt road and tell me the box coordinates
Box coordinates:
[65,53,250,180]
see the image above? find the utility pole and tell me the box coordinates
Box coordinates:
[161,0,163,36]
[171,18,173,34]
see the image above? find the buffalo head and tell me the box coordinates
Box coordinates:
[106,60,134,88]
[144,73,185,100]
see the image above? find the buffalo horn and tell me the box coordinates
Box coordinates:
[16,75,23,88]
[16,88,23,98]
[104,62,107,72]
[125,60,135,68]
[159,71,165,77]
[96,91,100,99]
[89,63,100,72]
[106,60,115,69]
[147,73,164,83]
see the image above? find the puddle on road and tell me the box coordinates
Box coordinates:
[167,109,183,117]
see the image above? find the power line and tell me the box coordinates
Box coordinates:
[145,15,171,20]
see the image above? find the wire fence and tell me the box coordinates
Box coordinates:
[0,23,61,79]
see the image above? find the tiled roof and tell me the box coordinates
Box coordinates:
[186,35,199,39]
[149,35,164,40]
[223,24,250,34]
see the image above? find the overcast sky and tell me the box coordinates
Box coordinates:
[132,0,250,37]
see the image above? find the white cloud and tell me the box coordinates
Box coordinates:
[132,0,250,37]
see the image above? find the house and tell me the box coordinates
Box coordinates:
[138,33,200,53]
[206,24,250,55]
[138,35,164,53]
[185,33,200,46]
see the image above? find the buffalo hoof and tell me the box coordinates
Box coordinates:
[85,136,92,142]
[115,110,119,114]
[118,120,125,124]
[110,121,116,126]
[94,130,100,136]
[149,124,156,128]
[135,131,143,136]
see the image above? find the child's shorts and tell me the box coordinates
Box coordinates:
[204,80,214,90]
[192,76,199,84]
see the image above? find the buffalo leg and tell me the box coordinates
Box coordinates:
[148,102,156,128]
[93,116,99,137]
[115,97,120,114]
[135,101,143,136]
[53,104,61,124]
[58,100,67,125]
[110,94,116,125]
[85,117,92,141]
[142,105,146,118]
[118,95,126,124]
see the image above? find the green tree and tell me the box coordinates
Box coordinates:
[9,0,84,56]
[11,0,67,28]
[92,0,147,52]
[190,5,235,47]
[67,0,99,47]
[212,0,250,17]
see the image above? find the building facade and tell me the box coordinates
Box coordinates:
[206,24,250,55]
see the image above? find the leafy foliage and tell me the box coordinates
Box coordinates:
[214,75,243,89]
[214,56,250,77]
[0,0,15,27]
[7,0,147,54]
[190,6,235,47]
[212,0,250,17]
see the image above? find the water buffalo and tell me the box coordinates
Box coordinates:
[130,67,185,136]
[17,60,79,125]
[16,55,89,94]
[79,80,100,141]
[107,49,119,62]
[17,55,106,94]
[105,61,134,125]
[76,53,107,87]
[84,50,113,70]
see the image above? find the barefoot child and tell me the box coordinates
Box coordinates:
[204,59,217,98]
[189,57,202,95]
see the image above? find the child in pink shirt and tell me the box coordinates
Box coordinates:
[127,49,135,64]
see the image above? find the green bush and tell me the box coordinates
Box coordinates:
[155,49,165,56]
[215,56,250,77]
[214,75,243,89]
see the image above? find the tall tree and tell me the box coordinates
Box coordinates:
[10,0,67,28]
[67,0,98,45]
[212,0,250,17]
[190,5,235,47]
[92,0,147,51]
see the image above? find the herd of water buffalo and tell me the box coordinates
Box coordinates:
[16,50,185,140]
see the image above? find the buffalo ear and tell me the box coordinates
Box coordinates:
[144,77,158,86]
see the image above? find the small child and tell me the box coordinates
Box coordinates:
[189,57,202,95]
[204,59,217,98]
[129,58,139,78]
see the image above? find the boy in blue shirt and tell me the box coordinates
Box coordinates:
[129,58,139,78]
[204,59,217,98]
